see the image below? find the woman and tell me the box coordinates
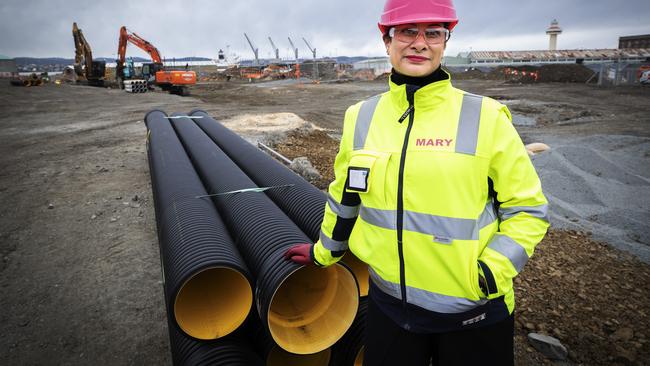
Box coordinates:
[285,0,549,364]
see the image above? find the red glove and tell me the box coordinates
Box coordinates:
[284,244,314,265]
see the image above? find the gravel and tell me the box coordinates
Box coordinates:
[531,134,650,262]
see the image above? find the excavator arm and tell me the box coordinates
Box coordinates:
[72,22,105,84]
[116,25,195,95]
[72,22,84,71]
[117,26,163,65]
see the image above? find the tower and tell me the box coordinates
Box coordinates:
[546,19,562,51]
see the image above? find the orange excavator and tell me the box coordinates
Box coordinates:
[116,26,196,95]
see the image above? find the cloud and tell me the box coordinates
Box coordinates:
[0,0,648,59]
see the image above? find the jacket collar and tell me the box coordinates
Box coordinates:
[388,68,453,112]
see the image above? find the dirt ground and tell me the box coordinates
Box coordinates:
[0,78,648,365]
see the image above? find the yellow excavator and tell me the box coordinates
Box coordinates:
[72,22,106,86]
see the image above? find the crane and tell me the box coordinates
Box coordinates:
[288,37,299,61]
[116,26,196,95]
[268,37,279,60]
[244,33,259,65]
[72,22,106,86]
[302,37,318,79]
[302,37,317,59]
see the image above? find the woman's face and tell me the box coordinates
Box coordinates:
[384,23,446,77]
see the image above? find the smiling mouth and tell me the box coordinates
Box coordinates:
[405,56,429,62]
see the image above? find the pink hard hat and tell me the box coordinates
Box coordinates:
[378,0,458,35]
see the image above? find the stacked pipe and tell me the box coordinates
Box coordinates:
[145,111,358,366]
[190,109,369,297]
[329,297,368,366]
[124,79,148,93]
[188,110,372,365]
[145,110,253,342]
[167,317,264,366]
[9,78,44,87]
[169,113,358,355]
[247,313,332,366]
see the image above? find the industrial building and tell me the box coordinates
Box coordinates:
[351,57,391,76]
[619,34,650,49]
[460,21,650,67]
[464,48,650,66]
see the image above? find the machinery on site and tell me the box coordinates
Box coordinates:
[9,73,48,87]
[243,33,260,66]
[288,37,299,61]
[640,70,650,85]
[72,22,106,86]
[302,37,318,79]
[267,37,280,60]
[116,26,196,95]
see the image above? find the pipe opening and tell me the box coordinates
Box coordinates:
[342,252,369,297]
[174,267,252,340]
[268,264,358,354]
[355,347,365,366]
[267,346,331,366]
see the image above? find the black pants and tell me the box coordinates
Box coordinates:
[363,296,514,366]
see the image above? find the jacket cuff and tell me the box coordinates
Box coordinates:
[310,244,324,267]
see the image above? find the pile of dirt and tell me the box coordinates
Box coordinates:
[273,129,339,190]
[537,64,596,83]
[487,64,596,83]
[489,65,539,83]
[351,69,378,81]
[449,67,491,80]
[374,72,390,82]
[514,229,649,365]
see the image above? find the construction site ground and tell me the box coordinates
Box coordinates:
[0,77,648,365]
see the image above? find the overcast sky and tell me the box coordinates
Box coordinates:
[1,0,649,60]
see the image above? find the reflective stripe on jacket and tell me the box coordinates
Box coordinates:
[314,72,549,323]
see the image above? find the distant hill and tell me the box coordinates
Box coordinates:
[335,56,371,64]
[14,56,371,67]
[14,56,214,66]
[14,57,74,66]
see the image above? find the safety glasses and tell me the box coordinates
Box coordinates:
[389,26,450,45]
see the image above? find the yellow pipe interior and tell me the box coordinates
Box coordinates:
[354,347,365,366]
[174,266,252,340]
[342,252,369,297]
[268,263,359,354]
[267,346,331,366]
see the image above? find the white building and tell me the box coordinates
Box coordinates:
[352,57,391,75]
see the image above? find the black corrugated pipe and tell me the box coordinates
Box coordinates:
[329,297,367,366]
[189,109,369,297]
[169,114,359,355]
[189,109,324,239]
[145,110,253,341]
[167,317,264,366]
[247,312,332,366]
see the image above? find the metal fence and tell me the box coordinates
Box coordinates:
[597,62,650,86]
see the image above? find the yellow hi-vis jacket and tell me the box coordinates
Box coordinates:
[313,73,549,329]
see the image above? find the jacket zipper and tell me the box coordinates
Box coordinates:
[397,88,416,329]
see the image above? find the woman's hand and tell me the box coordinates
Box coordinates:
[283,244,313,265]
